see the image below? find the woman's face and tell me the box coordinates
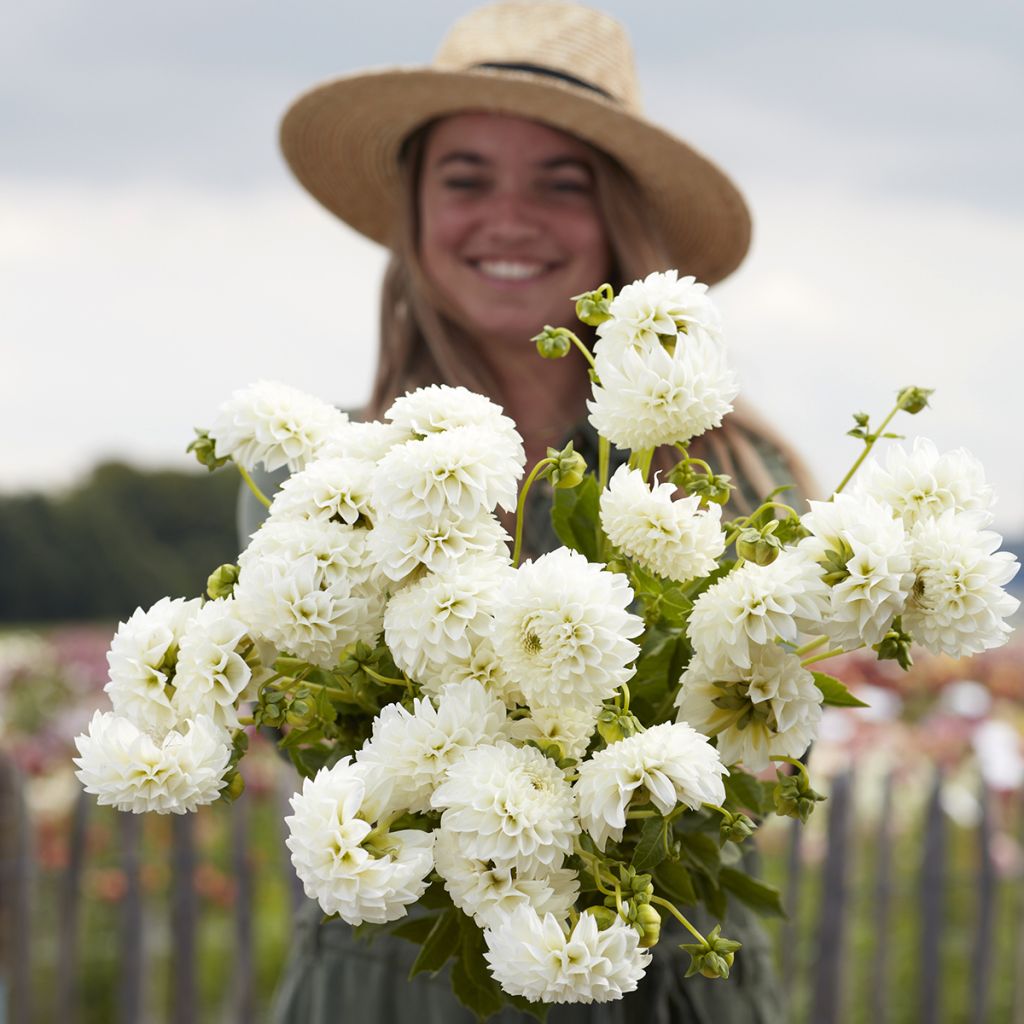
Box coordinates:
[418,113,611,346]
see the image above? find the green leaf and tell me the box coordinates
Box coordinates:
[723,770,771,816]
[679,832,721,882]
[551,473,601,561]
[812,671,869,708]
[654,861,697,906]
[409,909,461,978]
[389,913,440,945]
[450,919,505,1021]
[632,815,670,872]
[692,871,727,920]
[718,867,786,918]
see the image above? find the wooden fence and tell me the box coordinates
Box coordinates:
[1,751,1021,1023]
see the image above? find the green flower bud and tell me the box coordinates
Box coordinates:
[286,697,316,728]
[634,903,662,948]
[583,905,619,930]
[532,325,573,359]
[186,428,230,471]
[874,616,914,671]
[571,283,614,326]
[735,526,782,566]
[596,708,639,745]
[206,563,240,600]
[222,771,246,802]
[720,812,757,844]
[682,926,742,980]
[546,441,587,489]
[773,769,826,823]
[896,385,934,414]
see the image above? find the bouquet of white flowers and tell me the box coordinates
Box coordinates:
[74,270,1019,1018]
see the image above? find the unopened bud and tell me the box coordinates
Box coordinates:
[875,616,914,671]
[773,770,826,823]
[546,442,587,489]
[572,284,614,326]
[896,385,934,414]
[720,812,757,844]
[634,903,662,947]
[222,771,246,802]
[583,905,619,930]
[735,526,781,566]
[207,563,240,600]
[532,325,573,359]
[286,697,316,728]
[186,428,230,471]
[597,708,639,746]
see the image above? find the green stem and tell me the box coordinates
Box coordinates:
[772,755,810,786]
[566,330,598,373]
[794,635,829,656]
[619,683,631,715]
[649,896,706,944]
[361,665,409,687]
[237,464,271,508]
[673,447,715,477]
[628,448,655,481]
[512,458,557,566]
[833,402,903,495]
[801,646,852,667]
[598,436,611,490]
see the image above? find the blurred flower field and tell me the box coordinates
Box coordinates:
[2,621,1023,1022]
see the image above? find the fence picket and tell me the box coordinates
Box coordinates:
[868,770,895,1024]
[170,813,198,1024]
[231,793,255,1024]
[919,765,946,1024]
[780,812,803,1003]
[118,812,143,1024]
[0,753,32,1024]
[970,783,996,1024]
[55,788,90,1024]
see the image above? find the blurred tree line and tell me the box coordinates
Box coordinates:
[0,462,239,623]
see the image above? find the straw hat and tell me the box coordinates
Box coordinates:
[280,1,751,284]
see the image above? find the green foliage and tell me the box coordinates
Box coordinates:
[0,461,238,622]
[812,672,870,708]
[550,472,601,561]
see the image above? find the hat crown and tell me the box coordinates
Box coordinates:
[433,1,641,112]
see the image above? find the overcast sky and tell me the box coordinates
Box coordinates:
[3,1,1022,530]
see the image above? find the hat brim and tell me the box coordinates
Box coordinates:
[280,66,751,285]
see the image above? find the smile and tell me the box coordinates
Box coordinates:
[472,259,552,282]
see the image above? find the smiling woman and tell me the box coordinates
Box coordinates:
[265,2,807,1021]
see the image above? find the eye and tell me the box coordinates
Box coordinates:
[441,176,489,191]
[539,176,593,196]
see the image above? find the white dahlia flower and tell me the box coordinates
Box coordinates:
[507,704,601,763]
[387,385,524,455]
[431,742,578,874]
[368,509,511,582]
[434,830,579,929]
[588,329,737,450]
[903,511,1019,656]
[800,493,914,648]
[235,520,384,668]
[383,559,511,684]
[594,270,722,361]
[173,598,252,730]
[74,712,230,814]
[374,425,523,521]
[688,550,829,673]
[676,646,823,772]
[209,380,349,473]
[434,639,524,705]
[853,438,994,529]
[318,419,414,463]
[491,548,643,711]
[268,457,377,527]
[483,906,651,1004]
[105,596,203,735]
[356,680,508,814]
[284,758,434,926]
[575,721,727,849]
[600,465,725,582]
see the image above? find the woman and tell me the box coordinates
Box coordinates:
[266,2,808,1020]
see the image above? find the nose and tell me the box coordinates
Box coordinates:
[480,190,544,245]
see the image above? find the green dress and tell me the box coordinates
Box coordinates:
[241,421,795,1024]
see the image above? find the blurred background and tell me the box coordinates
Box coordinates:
[1,1,1022,1021]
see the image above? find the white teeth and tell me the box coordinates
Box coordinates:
[476,260,546,281]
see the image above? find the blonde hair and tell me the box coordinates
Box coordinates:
[366,119,817,509]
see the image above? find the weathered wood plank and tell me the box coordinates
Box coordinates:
[869,770,895,1024]
[0,752,32,1024]
[118,812,143,1024]
[55,788,90,1024]
[780,811,804,1002]
[231,792,255,1024]
[170,813,198,1024]
[970,783,996,1024]
[919,765,945,1024]
[809,768,854,1024]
